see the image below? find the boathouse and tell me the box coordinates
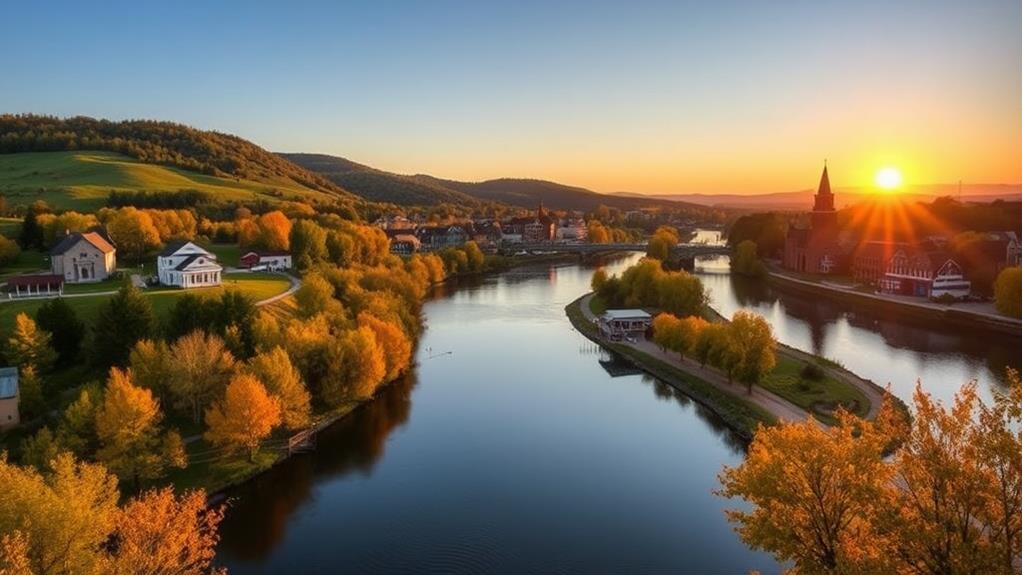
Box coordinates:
[598,309,652,340]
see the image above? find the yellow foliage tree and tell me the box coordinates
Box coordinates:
[168,331,237,423]
[322,325,386,405]
[718,406,898,573]
[204,374,281,461]
[358,312,412,383]
[104,488,225,575]
[6,313,56,373]
[96,368,186,489]
[0,453,119,575]
[994,266,1022,318]
[246,346,311,430]
[256,210,292,251]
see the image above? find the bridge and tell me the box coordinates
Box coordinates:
[510,242,731,259]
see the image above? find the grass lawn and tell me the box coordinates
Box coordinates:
[61,276,128,294]
[759,354,870,424]
[0,250,49,280]
[0,217,21,239]
[588,294,607,315]
[0,151,338,211]
[203,243,242,267]
[0,272,291,334]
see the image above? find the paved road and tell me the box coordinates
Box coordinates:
[578,293,813,424]
[255,273,301,307]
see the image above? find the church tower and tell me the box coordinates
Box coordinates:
[810,164,838,234]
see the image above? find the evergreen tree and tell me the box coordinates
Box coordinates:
[5,313,56,373]
[35,297,85,365]
[92,286,156,368]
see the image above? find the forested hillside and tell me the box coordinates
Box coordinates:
[287,152,712,214]
[0,115,353,199]
[281,153,481,206]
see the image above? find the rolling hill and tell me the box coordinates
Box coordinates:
[284,152,707,213]
[0,114,358,209]
[0,151,345,211]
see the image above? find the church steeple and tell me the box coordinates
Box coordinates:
[813,163,834,212]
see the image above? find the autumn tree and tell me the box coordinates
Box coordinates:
[718,405,897,574]
[254,210,292,251]
[728,311,777,394]
[104,488,225,575]
[0,531,32,575]
[295,271,339,318]
[0,453,119,575]
[0,236,20,268]
[322,326,386,405]
[463,240,485,273]
[34,297,85,365]
[655,270,707,317]
[5,313,56,373]
[204,374,281,461]
[168,331,237,423]
[358,312,412,382]
[56,384,103,459]
[14,366,43,421]
[128,339,174,400]
[246,346,311,430]
[652,313,683,353]
[106,207,162,264]
[994,266,1022,318]
[289,219,328,272]
[587,220,610,244]
[95,368,186,489]
[590,267,608,292]
[92,286,156,368]
[646,226,679,261]
[731,240,766,277]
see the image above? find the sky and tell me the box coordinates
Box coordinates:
[2,0,1019,194]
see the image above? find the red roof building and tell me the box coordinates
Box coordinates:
[783,166,844,274]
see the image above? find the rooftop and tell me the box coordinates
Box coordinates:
[601,309,652,320]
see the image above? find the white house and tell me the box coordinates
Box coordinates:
[598,309,653,340]
[157,241,223,288]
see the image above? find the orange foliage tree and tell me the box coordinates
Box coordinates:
[204,374,281,461]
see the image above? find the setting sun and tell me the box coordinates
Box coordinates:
[875,167,903,191]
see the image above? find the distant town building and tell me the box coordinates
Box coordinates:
[50,230,116,283]
[852,241,909,284]
[783,166,844,274]
[598,309,653,341]
[389,233,422,255]
[240,251,292,271]
[556,219,588,242]
[416,225,468,251]
[501,203,556,244]
[157,241,223,288]
[880,247,971,299]
[373,215,415,230]
[0,367,18,429]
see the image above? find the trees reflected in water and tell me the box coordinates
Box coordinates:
[217,373,417,561]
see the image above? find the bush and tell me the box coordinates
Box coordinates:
[800,362,825,381]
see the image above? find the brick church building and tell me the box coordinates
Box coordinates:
[783,165,844,274]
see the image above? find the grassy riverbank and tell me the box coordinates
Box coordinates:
[567,296,775,439]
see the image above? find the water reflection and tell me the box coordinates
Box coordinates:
[218,373,417,561]
[696,257,1022,403]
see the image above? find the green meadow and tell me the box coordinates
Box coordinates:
[0,151,337,211]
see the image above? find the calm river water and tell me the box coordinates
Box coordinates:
[216,232,1020,573]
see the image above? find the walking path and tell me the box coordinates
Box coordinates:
[578,293,885,424]
[0,271,301,306]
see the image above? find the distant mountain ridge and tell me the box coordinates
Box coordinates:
[616,184,1022,210]
[284,152,706,212]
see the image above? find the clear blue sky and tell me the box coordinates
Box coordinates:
[2,0,1019,193]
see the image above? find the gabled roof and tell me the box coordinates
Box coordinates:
[602,309,652,321]
[50,231,116,256]
[173,254,222,271]
[159,240,214,258]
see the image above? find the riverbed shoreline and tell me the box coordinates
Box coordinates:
[767,270,1022,337]
[566,292,894,440]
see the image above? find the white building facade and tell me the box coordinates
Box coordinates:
[157,241,223,288]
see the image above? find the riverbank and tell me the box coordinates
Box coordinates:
[768,269,1022,337]
[567,295,776,440]
[567,292,892,439]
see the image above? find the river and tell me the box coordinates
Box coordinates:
[216,233,1021,573]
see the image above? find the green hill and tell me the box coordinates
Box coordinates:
[0,115,358,209]
[286,153,709,213]
[0,151,343,211]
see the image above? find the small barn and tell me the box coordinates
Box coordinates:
[0,367,19,429]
